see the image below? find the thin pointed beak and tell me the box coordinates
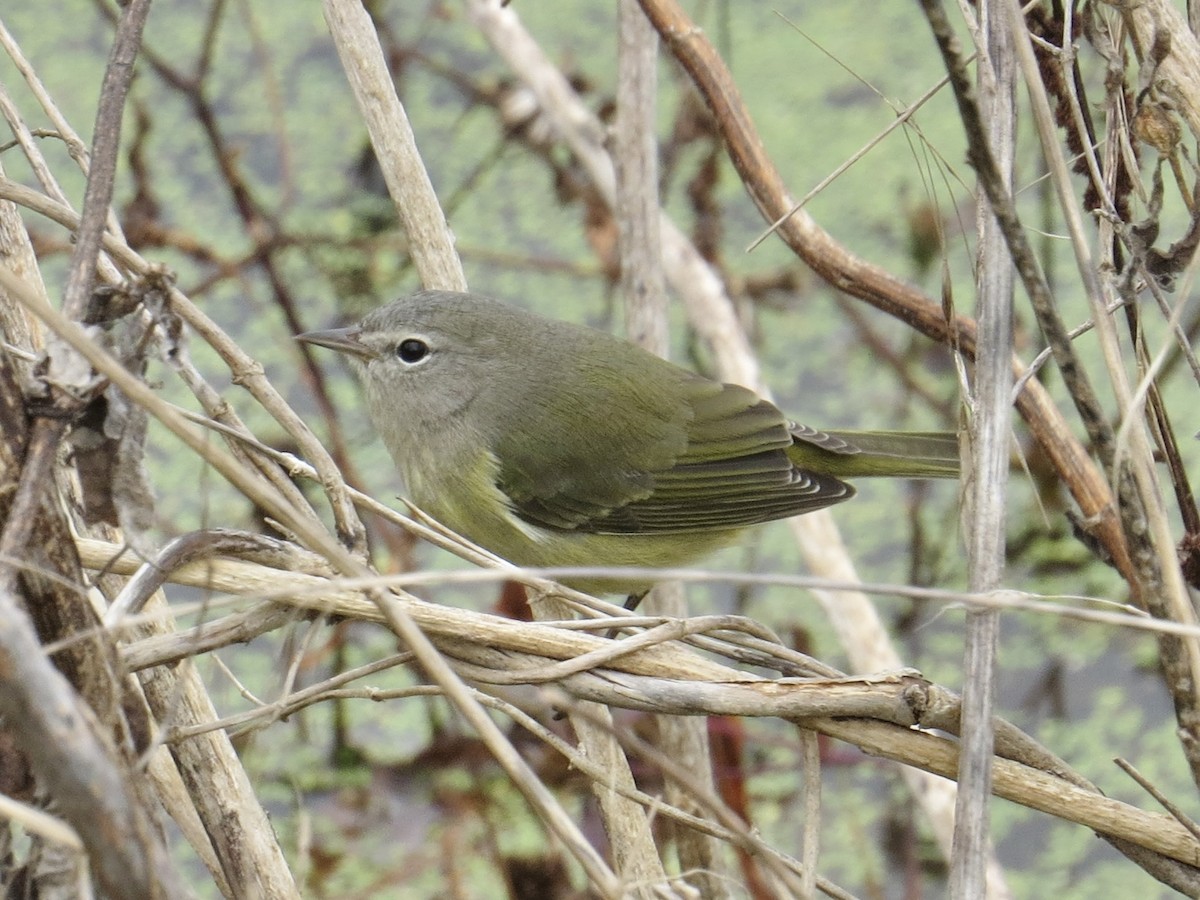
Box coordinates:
[295,326,376,360]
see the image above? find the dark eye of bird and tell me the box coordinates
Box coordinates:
[396,338,429,364]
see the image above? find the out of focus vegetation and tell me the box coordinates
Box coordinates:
[2,1,1199,897]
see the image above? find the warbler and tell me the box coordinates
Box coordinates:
[298,290,958,592]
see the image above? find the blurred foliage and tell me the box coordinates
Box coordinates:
[2,0,1195,897]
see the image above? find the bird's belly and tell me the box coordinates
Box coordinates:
[442,512,743,595]
[406,452,742,594]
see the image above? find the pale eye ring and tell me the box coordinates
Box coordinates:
[396,338,429,364]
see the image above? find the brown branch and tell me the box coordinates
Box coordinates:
[0,0,149,669]
[74,536,1200,885]
[0,327,179,899]
[634,0,1133,581]
[0,4,185,893]
[0,586,179,897]
[98,0,374,556]
[1007,0,1200,789]
[61,0,149,321]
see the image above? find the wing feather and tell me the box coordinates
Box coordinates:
[497,371,853,535]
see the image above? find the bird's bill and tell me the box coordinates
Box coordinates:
[295,326,375,360]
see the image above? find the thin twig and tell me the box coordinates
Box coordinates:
[1006,0,1200,787]
[1114,757,1200,843]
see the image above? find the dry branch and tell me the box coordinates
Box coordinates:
[67,536,1200,876]
[950,1,1017,893]
[3,3,1196,895]
[464,0,989,880]
[636,0,1133,585]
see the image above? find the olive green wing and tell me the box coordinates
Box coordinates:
[489,357,691,532]
[497,374,854,535]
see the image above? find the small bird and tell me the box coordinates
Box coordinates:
[298,290,958,593]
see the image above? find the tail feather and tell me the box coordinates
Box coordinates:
[788,426,960,479]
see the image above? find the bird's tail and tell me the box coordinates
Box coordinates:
[788,425,960,479]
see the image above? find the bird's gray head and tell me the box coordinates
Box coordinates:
[296,290,561,451]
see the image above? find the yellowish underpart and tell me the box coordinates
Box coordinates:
[405,448,742,594]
